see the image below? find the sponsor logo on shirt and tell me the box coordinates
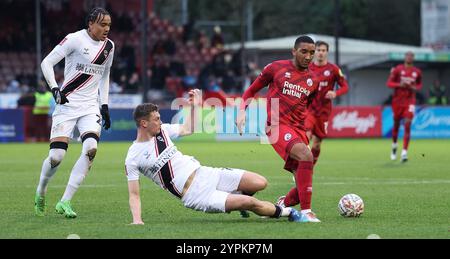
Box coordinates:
[141,146,178,177]
[75,63,105,76]
[282,81,312,99]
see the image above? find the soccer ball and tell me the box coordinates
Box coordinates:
[338,194,364,217]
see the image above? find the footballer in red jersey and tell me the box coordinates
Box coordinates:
[306,41,349,165]
[386,51,422,162]
[236,35,321,222]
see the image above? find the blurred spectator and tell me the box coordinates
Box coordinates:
[150,57,170,90]
[211,26,225,49]
[427,79,448,105]
[109,81,123,94]
[17,90,35,142]
[32,83,53,142]
[196,30,210,51]
[182,68,198,90]
[169,57,186,77]
[126,72,140,94]
[182,18,195,44]
[6,80,21,93]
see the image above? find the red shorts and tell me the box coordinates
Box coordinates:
[305,113,328,139]
[392,104,415,120]
[266,124,309,173]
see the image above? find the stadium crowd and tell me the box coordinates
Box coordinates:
[0,0,261,106]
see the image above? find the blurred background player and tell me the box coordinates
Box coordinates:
[387,51,422,163]
[125,90,304,225]
[427,79,447,106]
[34,7,114,218]
[306,41,349,165]
[236,35,321,222]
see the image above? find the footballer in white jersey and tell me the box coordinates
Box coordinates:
[34,7,114,219]
[125,90,303,225]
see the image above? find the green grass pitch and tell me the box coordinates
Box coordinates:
[0,138,449,239]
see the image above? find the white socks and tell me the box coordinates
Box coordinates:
[401,149,408,157]
[36,149,66,196]
[61,138,97,201]
[281,207,292,217]
[392,143,398,149]
[301,209,312,214]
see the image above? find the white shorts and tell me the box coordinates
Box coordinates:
[50,110,102,140]
[181,166,245,213]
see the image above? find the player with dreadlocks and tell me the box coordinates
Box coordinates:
[34,7,114,218]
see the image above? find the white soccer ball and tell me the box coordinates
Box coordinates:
[338,194,364,217]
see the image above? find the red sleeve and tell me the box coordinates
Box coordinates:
[240,63,274,110]
[334,66,349,97]
[387,67,401,88]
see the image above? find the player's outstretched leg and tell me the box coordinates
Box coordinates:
[226,194,303,222]
[234,172,267,218]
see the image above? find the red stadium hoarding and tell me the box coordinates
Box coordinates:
[328,106,382,138]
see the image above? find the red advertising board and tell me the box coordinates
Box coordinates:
[327,106,382,138]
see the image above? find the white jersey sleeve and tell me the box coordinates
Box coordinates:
[162,124,180,139]
[99,43,114,105]
[125,151,140,182]
[41,50,65,90]
[53,33,78,57]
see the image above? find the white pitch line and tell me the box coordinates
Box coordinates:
[268,179,450,186]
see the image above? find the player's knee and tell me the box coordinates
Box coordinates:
[290,148,313,162]
[312,142,321,151]
[87,148,97,161]
[81,133,99,161]
[254,175,267,191]
[49,142,68,168]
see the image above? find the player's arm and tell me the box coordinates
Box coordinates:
[326,67,349,99]
[178,89,202,137]
[99,45,114,130]
[41,51,64,90]
[125,161,144,225]
[42,35,75,104]
[128,180,144,225]
[236,64,274,135]
[387,67,403,88]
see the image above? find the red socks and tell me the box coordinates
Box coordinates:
[403,121,411,150]
[392,119,400,143]
[284,161,314,210]
[284,187,299,207]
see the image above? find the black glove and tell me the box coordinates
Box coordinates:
[51,88,69,104]
[100,104,111,130]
